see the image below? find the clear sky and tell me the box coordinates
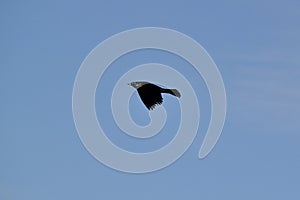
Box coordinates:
[1,0,299,199]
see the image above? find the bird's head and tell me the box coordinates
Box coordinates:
[128,81,147,89]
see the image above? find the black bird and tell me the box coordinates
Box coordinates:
[128,81,181,110]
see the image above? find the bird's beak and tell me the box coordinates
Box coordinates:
[127,83,131,86]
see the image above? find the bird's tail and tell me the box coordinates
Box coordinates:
[162,88,181,98]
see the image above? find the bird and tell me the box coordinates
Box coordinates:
[128,81,181,110]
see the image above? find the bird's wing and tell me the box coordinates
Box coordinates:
[137,84,163,110]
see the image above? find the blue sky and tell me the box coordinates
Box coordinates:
[1,0,299,199]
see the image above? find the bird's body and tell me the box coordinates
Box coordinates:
[128,81,181,110]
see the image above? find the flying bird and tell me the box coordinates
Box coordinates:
[128,81,181,110]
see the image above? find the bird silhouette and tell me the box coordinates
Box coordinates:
[128,81,181,110]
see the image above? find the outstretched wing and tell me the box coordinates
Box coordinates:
[137,83,163,110]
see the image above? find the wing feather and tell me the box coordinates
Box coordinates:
[137,83,163,110]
